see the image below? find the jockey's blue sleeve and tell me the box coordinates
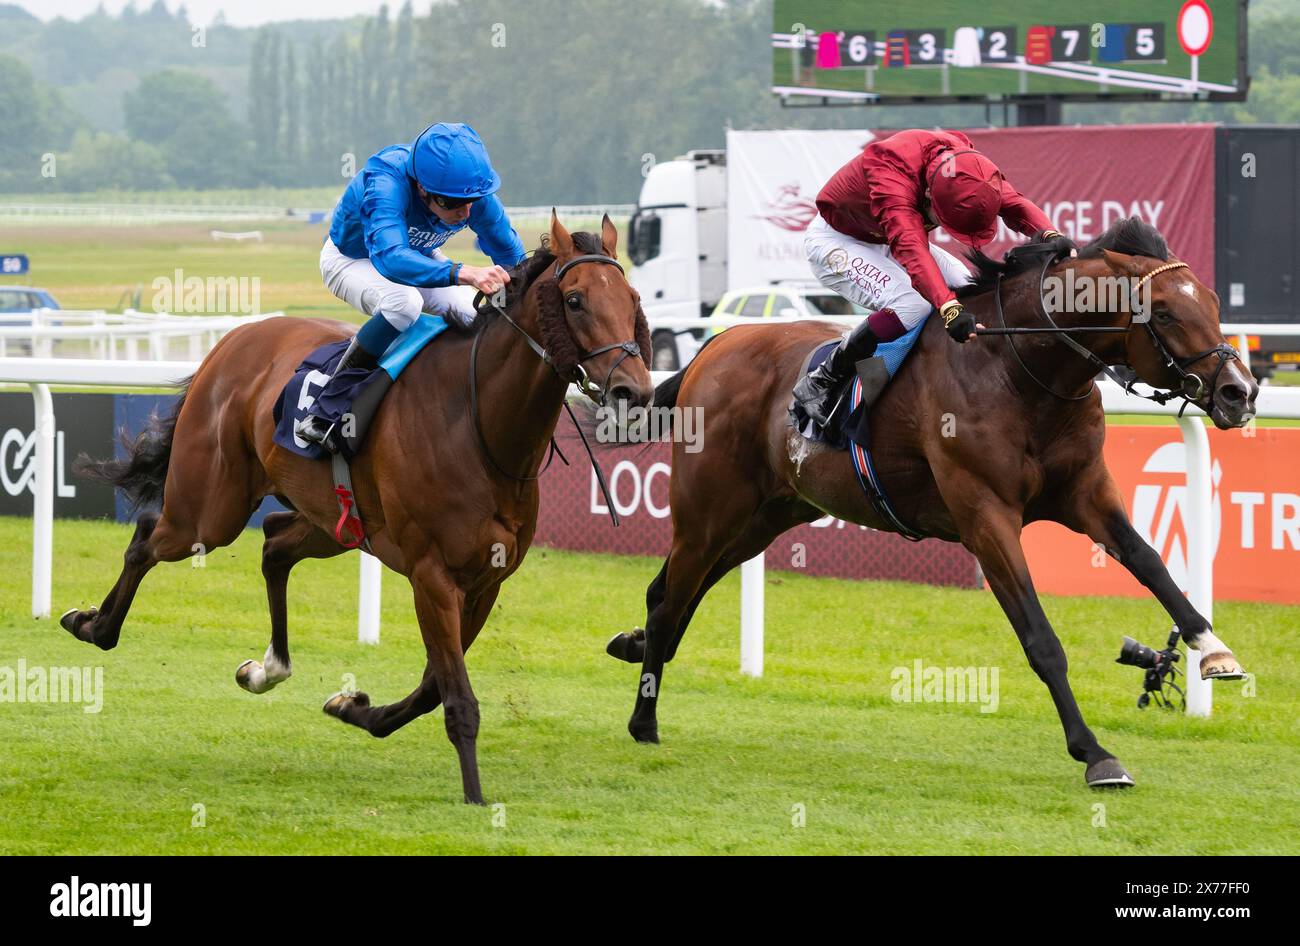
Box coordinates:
[360,168,455,287]
[469,195,526,268]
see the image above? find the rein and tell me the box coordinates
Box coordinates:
[987,255,1240,412]
[468,251,640,526]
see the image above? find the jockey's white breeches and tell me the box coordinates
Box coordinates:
[803,214,974,339]
[320,237,478,329]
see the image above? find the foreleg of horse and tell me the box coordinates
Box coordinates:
[326,561,482,803]
[60,511,199,651]
[1063,477,1245,680]
[323,585,499,737]
[953,493,1131,787]
[237,511,346,694]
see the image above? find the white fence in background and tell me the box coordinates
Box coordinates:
[4,328,1299,714]
[0,309,280,360]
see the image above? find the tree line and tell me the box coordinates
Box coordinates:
[1,0,1299,201]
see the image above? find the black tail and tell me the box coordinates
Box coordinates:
[651,331,716,427]
[75,376,192,512]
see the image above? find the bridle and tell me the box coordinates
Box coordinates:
[466,251,642,524]
[991,254,1241,413]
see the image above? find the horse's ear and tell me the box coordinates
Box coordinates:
[550,209,575,258]
[1100,248,1144,277]
[601,213,618,256]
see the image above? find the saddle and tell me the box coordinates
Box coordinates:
[271,314,452,550]
[789,318,928,541]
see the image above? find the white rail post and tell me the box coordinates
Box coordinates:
[1178,415,1214,717]
[740,552,765,677]
[1235,333,1251,375]
[358,552,382,644]
[31,383,54,618]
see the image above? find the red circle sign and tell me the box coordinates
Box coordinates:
[1177,0,1213,57]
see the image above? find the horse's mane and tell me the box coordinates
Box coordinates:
[462,230,650,375]
[462,231,605,334]
[957,216,1170,300]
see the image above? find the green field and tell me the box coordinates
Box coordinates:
[0,517,1296,855]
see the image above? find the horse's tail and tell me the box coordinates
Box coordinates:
[74,376,192,512]
[652,331,718,418]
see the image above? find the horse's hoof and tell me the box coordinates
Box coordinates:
[606,630,646,663]
[1085,758,1135,788]
[236,660,272,694]
[628,718,659,744]
[1199,652,1246,681]
[59,607,96,640]
[323,691,370,717]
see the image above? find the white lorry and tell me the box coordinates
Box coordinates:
[626,129,876,369]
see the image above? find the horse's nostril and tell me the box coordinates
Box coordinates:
[1219,383,1248,406]
[609,385,636,406]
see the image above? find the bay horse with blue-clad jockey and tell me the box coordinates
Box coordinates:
[606,218,1257,788]
[62,213,653,805]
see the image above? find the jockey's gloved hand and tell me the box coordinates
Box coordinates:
[941,300,978,343]
[1037,229,1078,262]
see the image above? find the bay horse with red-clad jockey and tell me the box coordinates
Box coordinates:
[64,214,653,805]
[606,218,1256,788]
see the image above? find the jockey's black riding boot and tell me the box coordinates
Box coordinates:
[294,337,380,450]
[792,320,881,428]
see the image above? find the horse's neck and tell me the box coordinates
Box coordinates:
[472,312,570,477]
[987,263,1125,401]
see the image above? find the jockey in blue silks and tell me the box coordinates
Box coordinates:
[296,121,525,447]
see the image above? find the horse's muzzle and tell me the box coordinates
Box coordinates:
[1208,363,1258,429]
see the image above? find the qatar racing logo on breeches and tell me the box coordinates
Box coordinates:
[1129,442,1222,588]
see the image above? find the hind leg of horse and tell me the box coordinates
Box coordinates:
[237,511,346,694]
[949,484,1129,787]
[60,504,231,651]
[1062,468,1245,680]
[627,497,805,744]
[610,500,811,666]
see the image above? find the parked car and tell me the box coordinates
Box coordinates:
[0,285,62,356]
[649,282,867,370]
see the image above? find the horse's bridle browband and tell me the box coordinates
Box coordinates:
[993,255,1240,412]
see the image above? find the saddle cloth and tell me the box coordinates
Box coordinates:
[791,318,926,450]
[272,314,451,460]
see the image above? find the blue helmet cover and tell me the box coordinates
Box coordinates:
[409,122,502,199]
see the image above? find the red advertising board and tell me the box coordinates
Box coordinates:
[1023,425,1300,605]
[534,433,981,587]
[536,424,1300,605]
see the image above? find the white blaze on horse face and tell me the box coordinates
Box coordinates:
[1178,280,1198,301]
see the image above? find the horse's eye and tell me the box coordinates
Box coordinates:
[566,295,582,311]
[1155,309,1174,323]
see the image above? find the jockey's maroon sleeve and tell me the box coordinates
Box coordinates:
[815,128,1055,313]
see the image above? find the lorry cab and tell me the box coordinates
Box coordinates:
[629,150,726,370]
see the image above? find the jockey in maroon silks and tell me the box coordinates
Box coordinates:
[794,128,1076,426]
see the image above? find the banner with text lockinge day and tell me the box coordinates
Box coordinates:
[959,123,1217,284]
[534,425,1300,605]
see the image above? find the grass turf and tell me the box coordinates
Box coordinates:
[0,517,1295,855]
